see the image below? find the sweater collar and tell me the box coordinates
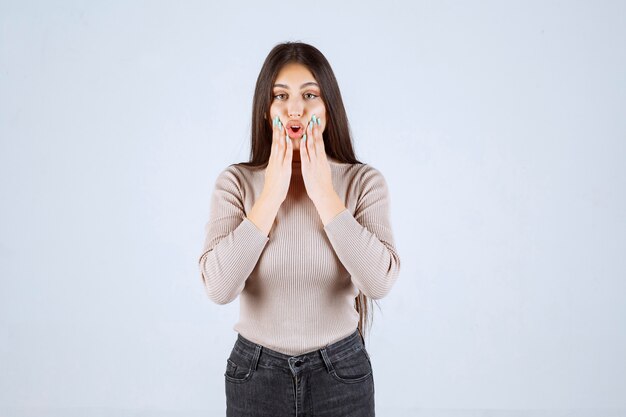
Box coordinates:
[292,156,342,165]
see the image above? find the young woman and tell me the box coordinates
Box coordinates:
[198,41,401,417]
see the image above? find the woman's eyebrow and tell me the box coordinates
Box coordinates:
[273,82,319,89]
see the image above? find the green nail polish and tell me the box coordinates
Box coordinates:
[317,117,321,126]
[272,117,276,126]
[303,133,307,142]
[312,114,317,123]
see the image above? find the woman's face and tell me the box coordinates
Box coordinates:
[269,62,326,153]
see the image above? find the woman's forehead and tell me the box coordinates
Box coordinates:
[273,81,319,90]
[274,63,317,87]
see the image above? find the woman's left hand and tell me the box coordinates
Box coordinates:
[300,115,348,225]
[300,115,334,204]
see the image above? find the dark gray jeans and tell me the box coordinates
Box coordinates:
[224,327,375,416]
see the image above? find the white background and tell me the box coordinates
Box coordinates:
[1,0,625,416]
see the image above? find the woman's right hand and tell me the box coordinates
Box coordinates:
[262,116,293,204]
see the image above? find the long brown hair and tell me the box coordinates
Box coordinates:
[236,41,379,342]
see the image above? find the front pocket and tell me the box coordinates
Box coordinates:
[224,355,255,384]
[329,347,373,384]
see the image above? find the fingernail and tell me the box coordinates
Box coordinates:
[312,114,317,123]
[272,116,276,126]
[317,117,321,126]
[303,133,307,142]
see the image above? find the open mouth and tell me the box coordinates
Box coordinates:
[285,119,306,139]
[288,124,304,138]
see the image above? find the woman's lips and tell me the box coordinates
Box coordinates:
[288,125,304,139]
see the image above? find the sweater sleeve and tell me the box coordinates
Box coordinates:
[322,165,401,299]
[198,166,270,305]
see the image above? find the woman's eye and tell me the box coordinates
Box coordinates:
[273,93,318,100]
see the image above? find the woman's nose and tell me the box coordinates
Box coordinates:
[287,100,305,117]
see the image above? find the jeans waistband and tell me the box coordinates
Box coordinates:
[232,327,366,372]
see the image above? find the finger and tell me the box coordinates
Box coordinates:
[300,125,310,164]
[278,117,286,151]
[274,117,286,164]
[270,115,278,163]
[275,116,289,163]
[284,126,293,164]
[281,126,293,164]
[281,123,291,164]
[314,116,325,155]
[307,117,316,159]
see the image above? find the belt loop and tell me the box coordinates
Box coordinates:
[252,344,262,371]
[319,347,335,373]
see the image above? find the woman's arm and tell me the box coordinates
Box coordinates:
[198,166,272,305]
[322,165,401,299]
